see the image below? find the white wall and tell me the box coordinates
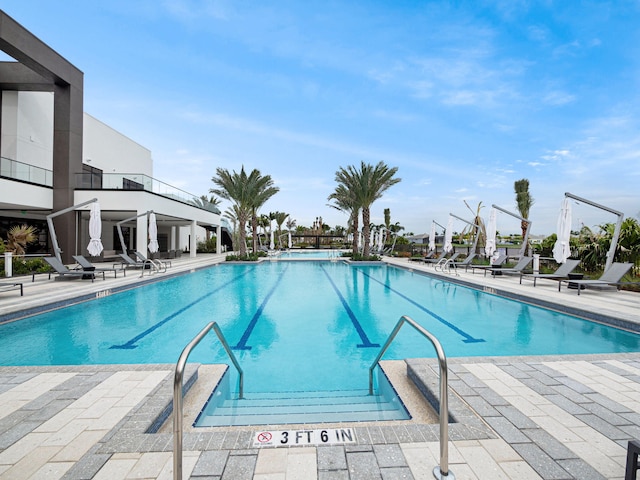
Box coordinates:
[1,91,54,168]
[1,92,152,177]
[83,113,152,176]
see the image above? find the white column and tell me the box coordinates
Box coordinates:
[137,214,148,255]
[170,226,176,251]
[190,220,197,258]
[216,225,222,253]
[4,252,12,277]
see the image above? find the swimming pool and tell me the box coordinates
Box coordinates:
[1,261,639,395]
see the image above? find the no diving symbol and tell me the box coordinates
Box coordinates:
[257,432,272,443]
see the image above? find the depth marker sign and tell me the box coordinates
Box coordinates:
[253,428,356,447]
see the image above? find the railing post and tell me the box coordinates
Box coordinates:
[173,322,244,480]
[369,315,454,480]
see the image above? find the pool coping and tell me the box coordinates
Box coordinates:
[390,261,640,334]
[0,262,223,324]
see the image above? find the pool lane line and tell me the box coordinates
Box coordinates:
[232,264,290,351]
[359,270,485,344]
[109,269,253,350]
[320,265,380,348]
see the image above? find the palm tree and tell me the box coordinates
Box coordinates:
[210,167,254,256]
[514,179,534,254]
[258,214,271,247]
[334,161,400,257]
[6,224,37,256]
[191,195,221,213]
[384,208,391,231]
[328,183,360,253]
[223,205,243,252]
[389,221,404,234]
[247,171,279,254]
[272,211,289,248]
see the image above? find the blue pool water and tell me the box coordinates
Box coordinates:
[0,261,638,394]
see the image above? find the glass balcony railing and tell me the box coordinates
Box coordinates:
[0,156,53,186]
[0,156,220,216]
[75,172,221,214]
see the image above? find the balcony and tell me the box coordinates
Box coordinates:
[0,156,53,186]
[76,172,221,215]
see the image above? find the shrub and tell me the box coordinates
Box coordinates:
[0,256,49,277]
[197,237,217,253]
[350,253,381,261]
[225,252,264,261]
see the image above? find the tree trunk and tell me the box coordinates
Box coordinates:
[238,213,247,256]
[362,208,371,257]
[352,214,359,254]
[521,220,529,256]
[252,214,258,254]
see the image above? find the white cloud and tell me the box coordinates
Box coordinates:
[543,91,576,106]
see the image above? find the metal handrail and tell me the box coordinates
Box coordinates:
[139,258,167,277]
[436,258,460,276]
[173,322,244,480]
[139,259,157,277]
[368,315,455,480]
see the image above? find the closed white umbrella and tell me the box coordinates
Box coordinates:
[270,230,275,250]
[485,207,497,256]
[429,222,436,252]
[552,197,572,263]
[148,212,159,253]
[444,216,454,253]
[87,202,103,256]
[288,231,292,249]
[377,228,385,252]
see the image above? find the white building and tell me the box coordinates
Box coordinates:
[0,10,229,263]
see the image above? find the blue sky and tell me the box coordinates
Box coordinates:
[5,1,640,235]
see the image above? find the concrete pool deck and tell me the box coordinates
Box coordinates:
[0,253,639,479]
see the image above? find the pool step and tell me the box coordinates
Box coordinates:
[194,388,410,427]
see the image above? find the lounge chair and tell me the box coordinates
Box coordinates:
[0,282,23,296]
[409,251,437,263]
[519,259,580,290]
[560,262,634,295]
[450,253,478,272]
[72,255,125,278]
[117,253,151,270]
[422,250,450,265]
[468,254,508,275]
[44,257,99,281]
[626,440,640,480]
[492,256,533,277]
[134,251,171,270]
